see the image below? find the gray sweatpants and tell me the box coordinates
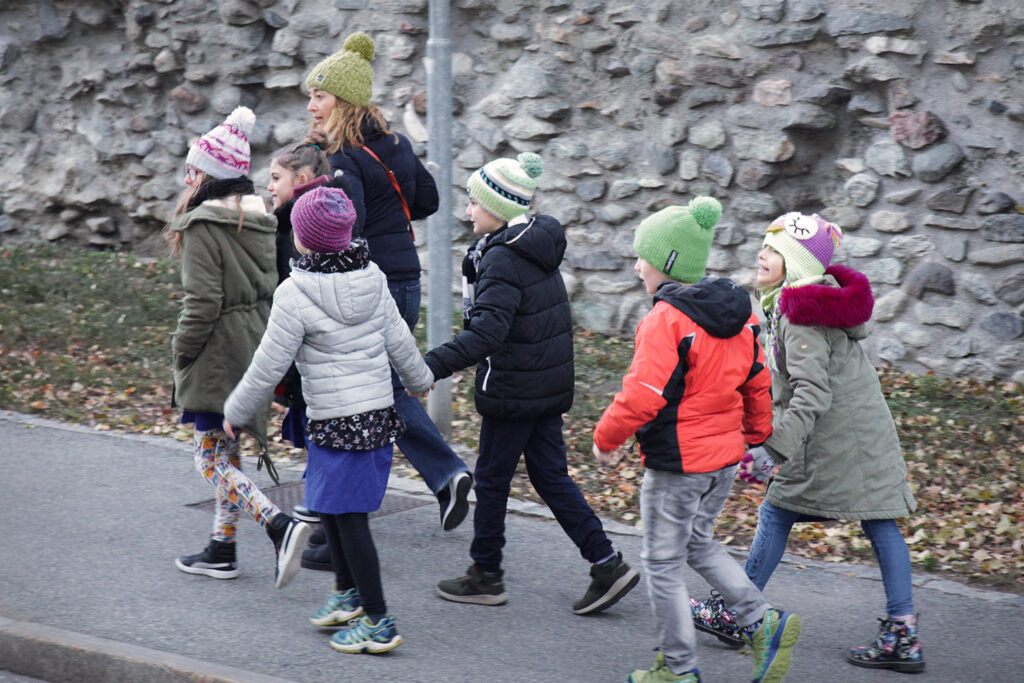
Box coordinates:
[640,466,771,675]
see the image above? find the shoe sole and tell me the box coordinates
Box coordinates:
[847,656,925,673]
[757,612,802,683]
[572,567,640,615]
[330,635,403,654]
[292,511,321,523]
[174,559,239,580]
[693,620,745,648]
[310,606,365,628]
[300,558,334,572]
[441,473,472,532]
[436,586,508,605]
[276,521,312,589]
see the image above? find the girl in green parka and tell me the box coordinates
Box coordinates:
[164,107,311,589]
[692,212,925,675]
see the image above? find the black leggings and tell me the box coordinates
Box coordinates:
[320,512,386,618]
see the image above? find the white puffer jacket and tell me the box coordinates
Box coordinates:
[224,256,433,427]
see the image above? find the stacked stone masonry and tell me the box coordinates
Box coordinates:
[0,0,1022,382]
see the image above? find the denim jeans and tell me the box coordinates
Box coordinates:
[745,500,914,616]
[640,467,770,675]
[470,414,613,572]
[387,279,469,494]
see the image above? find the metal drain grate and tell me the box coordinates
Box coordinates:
[187,480,433,518]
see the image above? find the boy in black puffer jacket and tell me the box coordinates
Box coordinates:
[425,152,639,615]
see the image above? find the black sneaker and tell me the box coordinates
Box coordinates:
[267,513,312,589]
[438,471,472,531]
[175,539,239,580]
[308,525,327,548]
[572,551,640,615]
[292,504,320,524]
[301,539,334,572]
[437,564,508,605]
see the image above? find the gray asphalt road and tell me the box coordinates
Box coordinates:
[1,412,1021,682]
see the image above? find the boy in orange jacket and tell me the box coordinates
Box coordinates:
[593,197,800,683]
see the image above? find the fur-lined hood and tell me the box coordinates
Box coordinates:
[778,264,874,331]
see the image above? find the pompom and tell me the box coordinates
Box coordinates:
[688,195,722,230]
[517,152,544,179]
[343,31,375,63]
[225,106,256,137]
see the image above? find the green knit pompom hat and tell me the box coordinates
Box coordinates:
[305,32,375,107]
[633,196,722,283]
[467,152,544,222]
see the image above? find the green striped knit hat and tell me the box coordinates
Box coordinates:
[633,196,722,283]
[305,32,375,107]
[467,152,544,222]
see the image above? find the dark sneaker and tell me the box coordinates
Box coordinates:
[847,615,925,673]
[301,540,333,572]
[292,504,320,524]
[437,564,508,605]
[690,591,744,648]
[310,588,364,627]
[438,471,472,531]
[329,615,402,654]
[175,539,239,579]
[628,653,701,683]
[268,514,312,589]
[744,608,801,683]
[308,525,327,548]
[572,551,639,615]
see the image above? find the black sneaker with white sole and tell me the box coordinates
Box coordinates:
[175,539,239,580]
[438,471,472,531]
[267,513,312,589]
[292,504,320,524]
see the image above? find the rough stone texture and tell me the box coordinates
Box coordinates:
[980,313,1024,340]
[1,0,1021,381]
[915,301,973,330]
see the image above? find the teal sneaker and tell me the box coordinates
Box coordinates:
[329,615,402,654]
[310,588,363,627]
[627,653,701,682]
[744,609,801,683]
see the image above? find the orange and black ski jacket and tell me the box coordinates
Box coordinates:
[594,278,773,473]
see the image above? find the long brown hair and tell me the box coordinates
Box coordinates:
[316,96,397,153]
[160,172,244,256]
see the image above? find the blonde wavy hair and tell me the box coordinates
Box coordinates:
[315,95,398,153]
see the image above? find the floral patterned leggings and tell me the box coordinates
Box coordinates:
[193,428,280,542]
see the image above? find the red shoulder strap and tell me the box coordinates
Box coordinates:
[361,146,415,241]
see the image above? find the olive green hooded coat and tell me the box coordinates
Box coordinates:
[762,265,916,521]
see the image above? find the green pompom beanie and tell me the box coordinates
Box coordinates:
[467,152,544,222]
[305,32,375,107]
[633,196,722,283]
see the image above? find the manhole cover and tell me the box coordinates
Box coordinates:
[187,480,433,518]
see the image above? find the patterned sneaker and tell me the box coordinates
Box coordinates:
[175,539,239,580]
[437,564,508,605]
[744,608,801,683]
[572,551,640,615]
[310,588,364,627]
[329,615,402,654]
[847,615,925,673]
[627,653,701,682]
[690,591,744,648]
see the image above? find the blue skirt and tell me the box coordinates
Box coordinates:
[304,441,393,514]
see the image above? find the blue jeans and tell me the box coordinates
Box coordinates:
[387,279,469,495]
[641,467,770,674]
[745,500,914,616]
[471,414,613,572]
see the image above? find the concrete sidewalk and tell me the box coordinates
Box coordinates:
[1,411,1021,683]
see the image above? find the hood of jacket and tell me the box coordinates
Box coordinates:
[778,264,873,337]
[654,277,752,339]
[287,249,384,327]
[171,195,277,260]
[480,214,566,274]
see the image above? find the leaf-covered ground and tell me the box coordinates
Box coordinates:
[2,245,1021,594]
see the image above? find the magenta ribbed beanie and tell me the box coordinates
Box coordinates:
[291,186,357,253]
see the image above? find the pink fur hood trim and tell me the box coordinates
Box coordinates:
[777,264,874,329]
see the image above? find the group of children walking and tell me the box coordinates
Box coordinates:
[164,29,924,682]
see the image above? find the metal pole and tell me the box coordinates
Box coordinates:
[425,0,453,438]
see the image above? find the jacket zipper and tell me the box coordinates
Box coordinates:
[481,357,492,391]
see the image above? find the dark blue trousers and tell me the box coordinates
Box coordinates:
[470,413,613,572]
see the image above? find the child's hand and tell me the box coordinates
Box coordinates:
[408,383,435,398]
[223,419,235,439]
[593,442,619,464]
[738,446,776,484]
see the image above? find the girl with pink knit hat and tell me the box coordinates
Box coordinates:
[165,107,312,590]
[691,212,925,674]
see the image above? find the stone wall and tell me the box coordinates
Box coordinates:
[1,0,1022,382]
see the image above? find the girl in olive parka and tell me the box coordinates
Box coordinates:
[742,212,924,674]
[166,107,311,590]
